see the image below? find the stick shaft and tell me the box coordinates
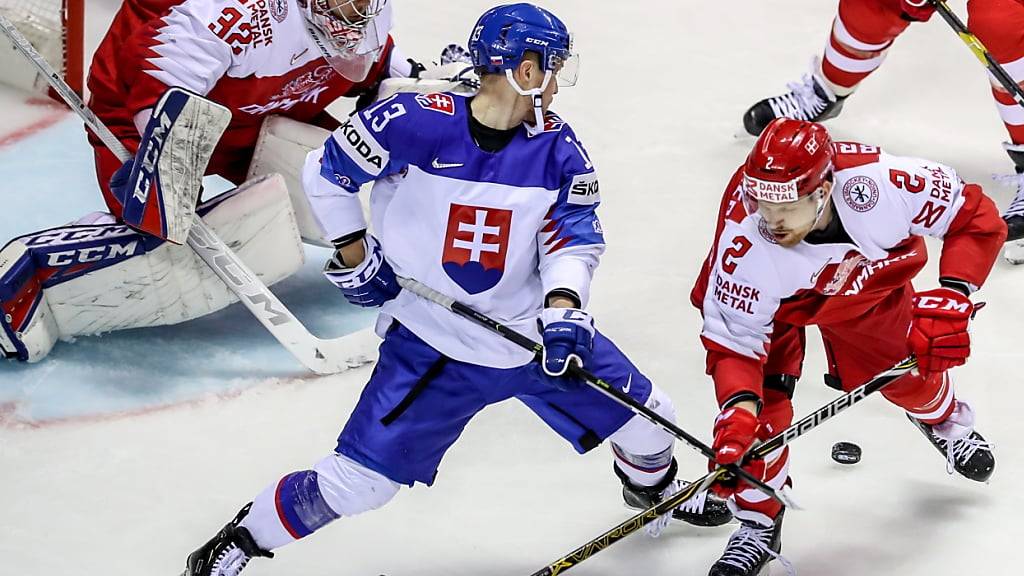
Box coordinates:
[931,0,1024,107]
[527,356,915,576]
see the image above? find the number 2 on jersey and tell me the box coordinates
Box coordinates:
[722,236,752,274]
[889,169,926,193]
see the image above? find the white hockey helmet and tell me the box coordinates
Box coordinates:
[299,0,390,81]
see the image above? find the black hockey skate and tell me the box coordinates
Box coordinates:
[617,460,733,530]
[709,510,791,576]
[908,401,995,483]
[1000,143,1024,243]
[184,503,273,576]
[743,64,846,136]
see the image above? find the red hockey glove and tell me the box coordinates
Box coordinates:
[708,407,765,498]
[901,0,936,21]
[908,287,973,376]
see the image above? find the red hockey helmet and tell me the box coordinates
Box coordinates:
[742,117,834,206]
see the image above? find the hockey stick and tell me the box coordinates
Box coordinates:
[395,276,791,507]
[0,13,356,375]
[529,355,918,576]
[927,0,1024,108]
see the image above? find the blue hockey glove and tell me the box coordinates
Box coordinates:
[323,235,401,307]
[538,307,594,391]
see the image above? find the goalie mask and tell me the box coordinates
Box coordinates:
[299,0,390,82]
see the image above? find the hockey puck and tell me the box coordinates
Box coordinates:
[831,441,862,465]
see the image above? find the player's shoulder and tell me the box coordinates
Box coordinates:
[168,0,305,58]
[356,92,466,140]
[831,141,884,172]
[539,111,593,176]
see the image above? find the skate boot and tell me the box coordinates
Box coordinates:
[184,503,273,576]
[617,460,733,535]
[999,143,1024,263]
[743,59,846,136]
[709,510,792,576]
[908,400,995,482]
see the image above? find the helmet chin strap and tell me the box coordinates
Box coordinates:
[810,188,830,230]
[505,69,553,136]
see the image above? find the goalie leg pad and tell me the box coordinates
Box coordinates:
[0,174,303,362]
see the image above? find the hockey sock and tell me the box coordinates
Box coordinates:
[819,1,911,96]
[882,371,956,425]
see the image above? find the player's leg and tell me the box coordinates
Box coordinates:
[517,331,732,532]
[707,323,800,576]
[966,0,1024,251]
[184,323,490,576]
[743,0,911,135]
[820,286,994,482]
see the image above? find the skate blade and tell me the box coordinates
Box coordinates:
[1004,239,1024,265]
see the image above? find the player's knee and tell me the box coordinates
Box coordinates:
[312,453,401,515]
[644,384,677,423]
[607,384,676,457]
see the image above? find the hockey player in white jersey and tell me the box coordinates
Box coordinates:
[693,118,1006,575]
[182,4,730,575]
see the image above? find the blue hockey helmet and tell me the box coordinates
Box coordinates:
[469,3,578,87]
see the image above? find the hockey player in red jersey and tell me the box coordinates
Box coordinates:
[87,0,421,217]
[692,118,1006,576]
[741,0,1024,260]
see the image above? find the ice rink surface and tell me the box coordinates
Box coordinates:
[1,1,1021,575]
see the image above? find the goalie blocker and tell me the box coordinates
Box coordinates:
[0,174,303,362]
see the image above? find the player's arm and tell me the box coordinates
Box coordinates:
[887,156,1006,292]
[697,215,783,410]
[303,94,412,306]
[887,155,1007,375]
[303,94,409,247]
[537,137,605,310]
[697,215,785,477]
[533,132,606,387]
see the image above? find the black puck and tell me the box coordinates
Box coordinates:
[831,441,862,465]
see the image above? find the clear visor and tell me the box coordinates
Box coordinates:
[549,52,580,87]
[742,186,824,233]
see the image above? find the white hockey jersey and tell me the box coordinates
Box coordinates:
[303,92,606,368]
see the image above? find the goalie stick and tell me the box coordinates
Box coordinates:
[527,355,918,576]
[396,276,793,508]
[0,13,356,375]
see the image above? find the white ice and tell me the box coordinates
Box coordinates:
[0,1,1021,575]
